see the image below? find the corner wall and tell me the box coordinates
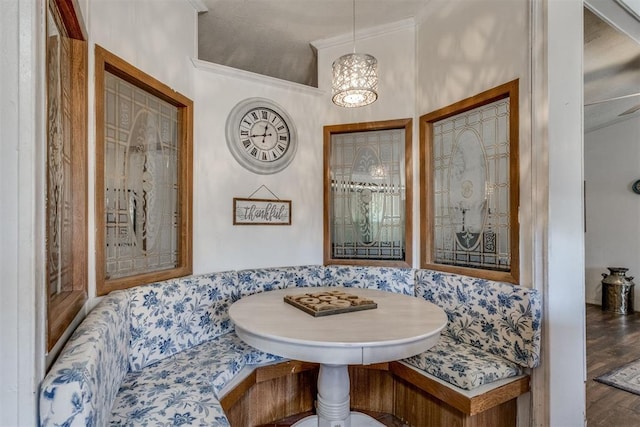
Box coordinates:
[415,0,533,285]
[191,66,326,273]
[1,0,43,423]
[416,1,587,425]
[82,0,198,304]
[192,25,417,273]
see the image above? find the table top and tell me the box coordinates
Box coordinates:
[229,287,448,365]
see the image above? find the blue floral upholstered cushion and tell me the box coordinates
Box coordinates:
[324,265,415,295]
[40,291,131,427]
[110,331,280,426]
[127,271,239,371]
[403,334,523,390]
[40,264,541,426]
[236,265,325,296]
[40,270,285,427]
[415,269,542,369]
[110,381,229,427]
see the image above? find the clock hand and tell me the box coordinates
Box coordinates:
[251,123,273,139]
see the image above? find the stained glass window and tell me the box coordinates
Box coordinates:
[432,98,510,270]
[95,46,193,296]
[421,81,519,283]
[45,0,88,351]
[104,72,179,279]
[325,120,412,267]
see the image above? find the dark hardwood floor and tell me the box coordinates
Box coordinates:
[587,303,640,426]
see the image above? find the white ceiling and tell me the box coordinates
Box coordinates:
[584,7,640,132]
[197,1,640,131]
[197,0,427,86]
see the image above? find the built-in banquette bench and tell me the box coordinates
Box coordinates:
[39,265,541,427]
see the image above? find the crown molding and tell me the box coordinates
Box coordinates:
[191,58,325,96]
[186,0,207,13]
[616,0,640,20]
[585,0,640,44]
[311,17,416,50]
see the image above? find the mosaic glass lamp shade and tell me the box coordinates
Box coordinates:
[332,53,378,108]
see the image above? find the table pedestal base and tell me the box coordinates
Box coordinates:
[290,364,385,427]
[292,412,385,427]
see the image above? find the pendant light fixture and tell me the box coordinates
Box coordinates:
[331,0,378,108]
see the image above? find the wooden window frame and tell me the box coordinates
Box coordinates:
[420,80,520,283]
[46,0,88,351]
[323,119,413,268]
[95,45,193,296]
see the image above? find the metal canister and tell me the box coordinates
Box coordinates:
[601,267,635,315]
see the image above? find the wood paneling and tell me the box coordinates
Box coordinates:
[222,363,318,427]
[393,371,518,427]
[224,360,525,427]
[349,364,394,413]
[389,361,529,416]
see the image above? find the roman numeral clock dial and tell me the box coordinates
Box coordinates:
[225,98,298,175]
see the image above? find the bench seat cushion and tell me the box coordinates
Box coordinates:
[324,265,415,295]
[128,271,240,372]
[415,269,542,368]
[110,380,229,427]
[40,291,131,427]
[110,331,280,426]
[236,265,325,296]
[403,334,523,390]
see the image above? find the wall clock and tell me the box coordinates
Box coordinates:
[225,98,298,174]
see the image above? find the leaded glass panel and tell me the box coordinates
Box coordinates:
[46,10,74,298]
[432,98,511,271]
[104,71,179,280]
[330,128,406,261]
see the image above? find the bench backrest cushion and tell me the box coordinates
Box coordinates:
[40,291,131,427]
[236,265,325,296]
[415,269,542,368]
[128,271,239,371]
[324,265,416,295]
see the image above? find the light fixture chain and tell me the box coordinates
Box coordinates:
[331,0,378,108]
[352,0,356,53]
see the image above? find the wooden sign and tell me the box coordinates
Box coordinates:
[233,198,291,225]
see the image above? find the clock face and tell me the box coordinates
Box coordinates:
[226,98,297,174]
[238,107,290,162]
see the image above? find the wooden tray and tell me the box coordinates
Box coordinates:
[284,289,377,317]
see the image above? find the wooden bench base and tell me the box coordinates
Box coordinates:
[220,361,530,427]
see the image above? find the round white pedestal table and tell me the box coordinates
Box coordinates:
[228,287,447,427]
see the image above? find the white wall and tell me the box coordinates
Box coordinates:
[416,1,586,425]
[78,0,198,309]
[192,66,326,272]
[1,0,44,424]
[85,0,196,99]
[316,23,417,125]
[193,25,417,273]
[545,0,586,425]
[415,0,533,283]
[414,1,538,423]
[585,117,640,306]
